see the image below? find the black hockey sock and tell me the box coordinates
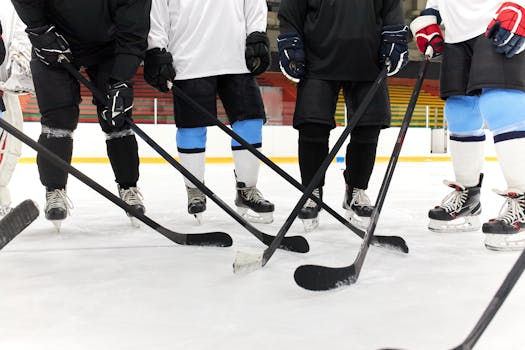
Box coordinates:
[106,135,139,188]
[298,123,331,187]
[345,126,381,189]
[37,133,73,189]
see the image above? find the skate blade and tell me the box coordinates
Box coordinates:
[236,207,273,224]
[301,217,319,233]
[192,213,203,225]
[428,216,481,233]
[129,216,140,228]
[346,210,370,231]
[51,220,62,232]
[484,233,525,251]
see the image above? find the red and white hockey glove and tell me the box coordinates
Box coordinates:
[486,2,525,57]
[409,8,444,58]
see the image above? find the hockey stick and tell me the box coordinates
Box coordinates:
[0,199,39,251]
[233,67,399,273]
[450,248,525,350]
[294,58,430,290]
[60,60,308,253]
[0,117,232,247]
[169,79,408,253]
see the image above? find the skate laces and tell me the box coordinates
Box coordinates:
[494,191,525,224]
[187,186,205,204]
[240,186,267,204]
[119,187,144,206]
[46,189,73,213]
[304,188,321,209]
[350,188,372,207]
[439,184,468,213]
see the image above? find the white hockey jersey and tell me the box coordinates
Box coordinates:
[148,0,267,80]
[0,0,33,94]
[426,0,525,43]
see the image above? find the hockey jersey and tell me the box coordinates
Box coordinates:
[11,0,151,82]
[425,0,525,43]
[148,0,267,80]
[278,0,404,81]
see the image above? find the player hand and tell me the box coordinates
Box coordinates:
[26,25,73,67]
[486,2,525,58]
[0,22,6,66]
[410,8,444,58]
[380,25,409,76]
[103,81,133,128]
[144,48,176,93]
[245,31,271,76]
[277,33,305,83]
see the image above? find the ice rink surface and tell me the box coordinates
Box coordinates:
[0,160,524,350]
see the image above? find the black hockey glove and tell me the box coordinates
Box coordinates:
[144,48,176,93]
[26,25,73,67]
[245,31,270,76]
[379,25,409,76]
[277,33,305,83]
[0,22,6,66]
[102,81,133,129]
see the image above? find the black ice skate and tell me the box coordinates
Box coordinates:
[343,187,374,230]
[186,186,206,224]
[428,175,483,233]
[298,188,322,232]
[235,181,274,224]
[118,186,145,228]
[45,188,72,232]
[483,190,525,251]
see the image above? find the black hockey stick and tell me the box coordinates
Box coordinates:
[233,67,397,273]
[450,248,525,350]
[0,200,39,251]
[294,59,430,290]
[0,118,232,247]
[169,80,408,253]
[60,60,308,253]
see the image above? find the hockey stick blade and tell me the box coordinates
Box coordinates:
[371,235,409,253]
[232,251,264,274]
[259,232,309,253]
[157,227,232,247]
[0,199,39,250]
[294,264,358,291]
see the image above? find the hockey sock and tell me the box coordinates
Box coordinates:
[37,127,74,189]
[106,131,139,188]
[494,134,525,192]
[177,127,207,188]
[232,119,263,187]
[449,136,485,187]
[298,123,330,187]
[345,126,380,189]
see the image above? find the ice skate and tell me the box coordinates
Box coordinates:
[299,188,322,232]
[483,190,525,251]
[45,188,72,232]
[118,186,145,228]
[343,187,374,230]
[0,205,13,218]
[428,175,483,233]
[235,182,274,224]
[186,186,206,224]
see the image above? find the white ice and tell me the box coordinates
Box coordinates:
[0,160,524,350]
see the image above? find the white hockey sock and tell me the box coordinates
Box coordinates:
[178,152,206,188]
[233,149,260,187]
[450,139,484,187]
[0,186,11,207]
[495,137,525,192]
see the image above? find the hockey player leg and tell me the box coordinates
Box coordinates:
[342,126,380,230]
[480,88,525,250]
[428,95,485,232]
[297,123,330,232]
[177,127,207,224]
[105,130,144,227]
[232,119,274,224]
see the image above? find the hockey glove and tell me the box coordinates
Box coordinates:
[486,2,525,58]
[245,31,271,76]
[277,33,305,83]
[102,81,133,129]
[144,48,176,93]
[0,22,6,66]
[410,8,444,58]
[26,25,72,67]
[380,25,409,76]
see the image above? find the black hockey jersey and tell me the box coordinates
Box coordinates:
[278,0,404,81]
[11,0,151,82]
